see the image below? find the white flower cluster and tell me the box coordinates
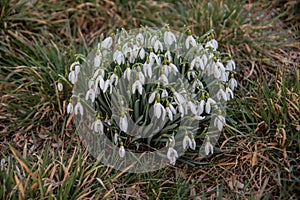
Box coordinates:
[65,27,237,165]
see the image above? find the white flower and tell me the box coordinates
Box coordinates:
[183,134,192,150]
[149,52,161,65]
[119,145,125,158]
[132,80,143,95]
[148,90,158,104]
[143,61,153,78]
[226,59,236,71]
[173,91,186,105]
[190,56,204,70]
[114,133,119,145]
[178,103,185,117]
[165,50,172,61]
[185,35,197,49]
[68,71,77,84]
[57,82,63,91]
[225,87,234,100]
[94,52,102,67]
[154,40,163,53]
[113,50,125,65]
[120,114,128,133]
[74,101,83,116]
[167,147,178,165]
[102,79,110,93]
[166,103,176,121]
[137,71,145,85]
[214,114,226,131]
[161,88,168,98]
[229,77,238,90]
[101,37,113,49]
[139,48,145,59]
[124,67,132,81]
[205,140,214,155]
[158,74,168,85]
[190,135,196,150]
[197,99,205,115]
[154,101,166,119]
[67,101,73,114]
[110,73,119,86]
[92,118,104,134]
[205,97,216,114]
[187,100,197,115]
[192,79,204,90]
[217,88,228,101]
[164,31,177,46]
[70,61,80,75]
[136,33,144,45]
[168,63,178,75]
[212,61,225,79]
[85,88,96,102]
[205,39,218,50]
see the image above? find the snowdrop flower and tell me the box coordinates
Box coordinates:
[110,72,119,86]
[205,97,216,114]
[154,95,166,119]
[113,49,125,65]
[172,89,186,105]
[149,51,161,65]
[165,101,176,121]
[132,79,143,95]
[139,47,145,59]
[124,65,132,81]
[68,61,80,84]
[136,33,144,45]
[143,59,153,78]
[197,99,205,115]
[205,136,214,155]
[226,59,236,71]
[168,63,178,75]
[161,87,168,98]
[183,132,192,150]
[185,34,197,49]
[67,99,73,114]
[187,100,197,115]
[214,112,226,131]
[177,103,185,117]
[205,39,218,50]
[92,114,104,134]
[164,30,176,46]
[212,61,225,79]
[119,112,128,133]
[57,81,63,92]
[102,79,110,93]
[217,87,228,101]
[119,143,125,158]
[192,79,204,90]
[137,67,145,85]
[228,74,238,90]
[74,100,83,116]
[225,86,234,100]
[190,134,196,150]
[114,132,119,145]
[94,49,102,67]
[154,40,163,53]
[85,87,96,102]
[148,90,158,104]
[165,50,172,61]
[190,56,204,70]
[158,73,168,85]
[167,145,178,165]
[101,36,113,49]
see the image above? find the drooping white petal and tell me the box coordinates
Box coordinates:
[119,146,125,158]
[148,91,157,104]
[67,102,73,114]
[183,135,192,150]
[120,115,128,132]
[114,133,119,145]
[205,141,214,155]
[214,115,226,131]
[197,100,205,115]
[185,35,197,49]
[101,37,113,48]
[57,82,63,91]
[74,102,83,116]
[167,147,178,165]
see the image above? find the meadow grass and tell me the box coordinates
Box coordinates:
[0,0,299,199]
